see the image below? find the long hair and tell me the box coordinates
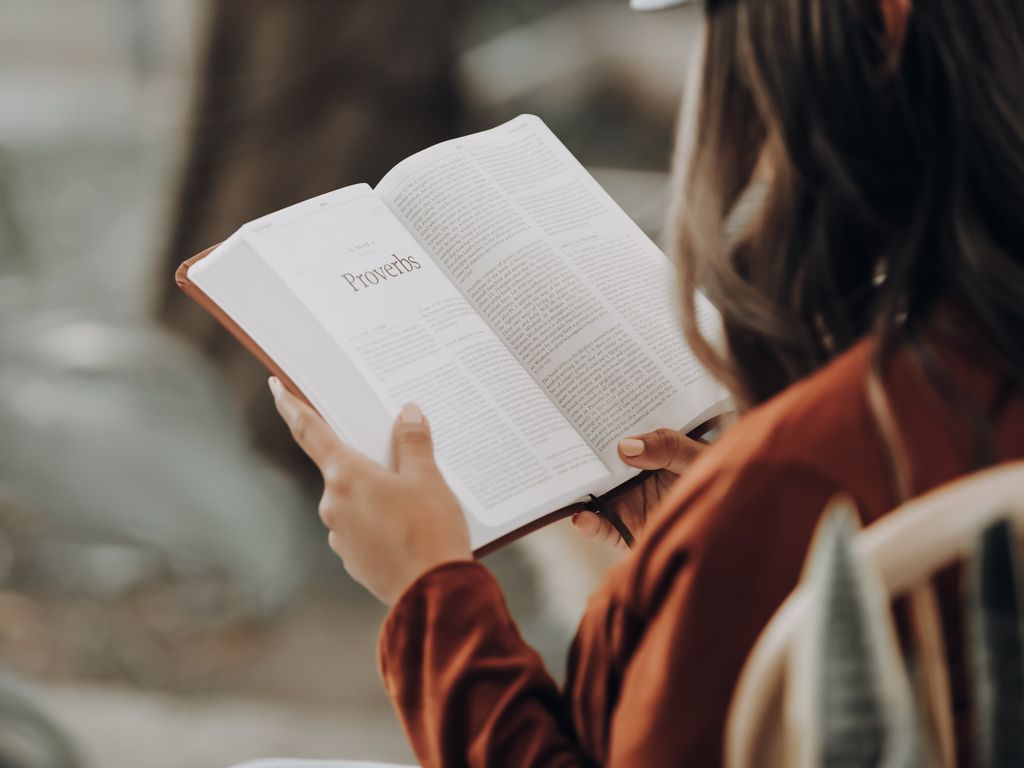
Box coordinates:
[675,0,1024,442]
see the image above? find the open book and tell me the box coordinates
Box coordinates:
[176,114,729,554]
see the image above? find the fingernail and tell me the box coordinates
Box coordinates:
[268,377,283,397]
[619,438,645,457]
[400,403,424,424]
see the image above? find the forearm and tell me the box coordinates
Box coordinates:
[379,561,593,767]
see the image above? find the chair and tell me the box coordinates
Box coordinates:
[725,460,1024,768]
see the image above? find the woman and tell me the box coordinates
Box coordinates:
[269,0,1024,763]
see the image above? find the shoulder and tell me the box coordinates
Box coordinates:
[708,336,883,491]
[671,334,889,522]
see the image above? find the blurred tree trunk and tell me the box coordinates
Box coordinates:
[156,0,463,465]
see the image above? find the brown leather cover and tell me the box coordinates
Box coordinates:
[176,245,720,556]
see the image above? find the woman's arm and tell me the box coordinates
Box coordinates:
[270,378,596,765]
[269,378,758,767]
[380,562,594,767]
[377,458,842,768]
[588,461,842,765]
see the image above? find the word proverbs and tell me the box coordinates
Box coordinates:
[342,254,422,293]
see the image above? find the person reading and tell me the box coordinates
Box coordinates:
[250,0,1024,763]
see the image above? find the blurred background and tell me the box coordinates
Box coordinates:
[0,1,700,765]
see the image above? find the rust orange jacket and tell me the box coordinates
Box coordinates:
[378,332,1024,766]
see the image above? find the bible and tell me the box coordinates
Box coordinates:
[176,114,729,555]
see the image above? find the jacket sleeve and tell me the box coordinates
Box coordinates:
[379,560,595,768]
[597,461,843,765]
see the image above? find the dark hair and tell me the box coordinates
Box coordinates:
[675,0,1024,441]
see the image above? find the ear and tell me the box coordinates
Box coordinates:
[879,0,912,60]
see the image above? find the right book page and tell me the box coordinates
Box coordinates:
[376,115,728,490]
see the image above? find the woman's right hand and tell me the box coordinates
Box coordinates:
[572,429,708,550]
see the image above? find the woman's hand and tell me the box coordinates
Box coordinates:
[572,429,707,550]
[269,377,471,605]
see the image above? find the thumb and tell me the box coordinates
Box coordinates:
[617,428,706,474]
[391,403,438,476]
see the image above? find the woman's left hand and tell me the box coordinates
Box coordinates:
[269,377,471,605]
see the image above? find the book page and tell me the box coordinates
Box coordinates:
[376,115,728,480]
[231,186,607,543]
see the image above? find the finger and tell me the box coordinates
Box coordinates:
[270,377,357,471]
[328,531,368,588]
[391,403,438,476]
[327,530,352,573]
[327,531,345,559]
[317,493,337,528]
[572,511,628,548]
[572,511,603,538]
[617,428,706,474]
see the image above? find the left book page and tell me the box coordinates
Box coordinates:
[185,184,609,550]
